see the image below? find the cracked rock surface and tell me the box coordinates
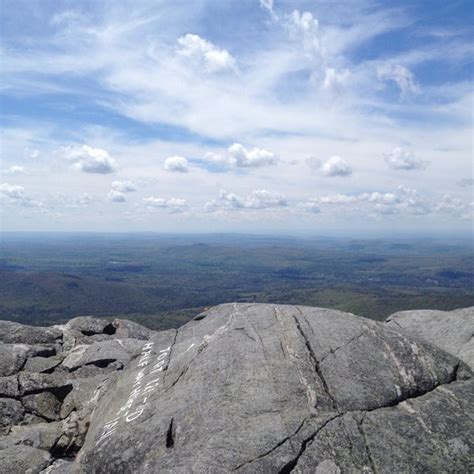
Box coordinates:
[0,304,472,473]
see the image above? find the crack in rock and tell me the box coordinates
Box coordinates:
[291,314,339,412]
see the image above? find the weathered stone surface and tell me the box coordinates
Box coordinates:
[112,318,155,340]
[76,303,472,473]
[0,303,472,473]
[24,355,63,374]
[61,339,143,372]
[0,445,52,473]
[387,306,474,369]
[65,316,115,336]
[0,421,62,451]
[0,344,58,377]
[0,320,62,345]
[40,458,80,474]
[0,344,30,376]
[0,398,24,434]
[23,392,62,421]
[18,373,74,398]
[0,375,20,398]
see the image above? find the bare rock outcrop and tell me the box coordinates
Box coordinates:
[0,304,472,473]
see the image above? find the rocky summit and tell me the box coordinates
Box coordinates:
[0,304,472,473]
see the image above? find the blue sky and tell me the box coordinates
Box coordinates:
[0,0,472,235]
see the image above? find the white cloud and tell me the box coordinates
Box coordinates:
[321,156,353,177]
[0,182,25,200]
[0,182,42,208]
[111,180,137,192]
[322,68,349,94]
[377,64,420,95]
[435,194,466,213]
[228,143,278,168]
[63,145,117,174]
[164,156,189,173]
[177,34,237,73]
[286,10,323,58]
[306,186,430,216]
[2,165,25,175]
[107,189,126,203]
[143,196,188,212]
[206,189,287,211]
[203,143,278,169]
[260,0,278,22]
[384,147,427,170]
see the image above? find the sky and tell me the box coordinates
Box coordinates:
[0,0,473,236]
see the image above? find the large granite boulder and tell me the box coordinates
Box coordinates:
[386,306,474,369]
[0,304,472,473]
[76,303,472,473]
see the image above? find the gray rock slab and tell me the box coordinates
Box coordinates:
[23,391,62,421]
[0,397,24,434]
[61,339,143,372]
[24,355,63,374]
[0,321,62,345]
[77,303,472,473]
[112,319,156,340]
[18,373,74,398]
[0,375,20,398]
[0,421,62,451]
[387,306,474,369]
[0,445,52,473]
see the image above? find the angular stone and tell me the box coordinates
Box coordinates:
[387,306,474,369]
[0,320,62,344]
[0,344,30,377]
[0,421,62,451]
[65,316,115,336]
[18,373,73,399]
[0,397,24,434]
[23,391,62,421]
[0,445,52,473]
[61,339,143,372]
[24,356,63,374]
[112,319,155,340]
[0,375,19,398]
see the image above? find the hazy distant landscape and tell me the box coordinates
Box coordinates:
[1,233,472,330]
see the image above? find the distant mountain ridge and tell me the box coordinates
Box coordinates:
[0,304,472,473]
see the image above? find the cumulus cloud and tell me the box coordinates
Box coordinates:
[177,34,237,73]
[164,156,189,173]
[63,145,117,174]
[377,64,420,95]
[2,165,25,175]
[0,182,42,208]
[107,189,126,203]
[205,189,287,212]
[384,147,427,170]
[0,182,25,200]
[143,196,188,212]
[111,180,137,192]
[306,186,430,216]
[321,155,353,177]
[203,143,278,169]
[435,194,466,213]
